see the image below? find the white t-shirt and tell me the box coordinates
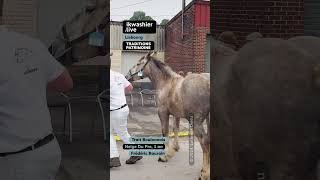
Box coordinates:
[110,70,131,110]
[0,31,65,152]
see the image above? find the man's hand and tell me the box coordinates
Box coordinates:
[47,70,73,92]
[125,84,133,93]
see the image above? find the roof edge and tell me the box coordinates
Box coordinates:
[165,0,210,27]
[165,1,195,27]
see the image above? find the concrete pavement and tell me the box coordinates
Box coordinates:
[52,96,203,180]
[110,137,203,180]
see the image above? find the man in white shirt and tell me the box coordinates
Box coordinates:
[110,70,142,167]
[0,29,73,179]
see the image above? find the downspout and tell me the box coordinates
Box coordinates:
[182,0,185,39]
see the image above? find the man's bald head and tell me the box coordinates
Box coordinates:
[217,31,238,50]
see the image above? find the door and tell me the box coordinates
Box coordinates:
[2,0,38,37]
[0,0,3,23]
[305,0,320,36]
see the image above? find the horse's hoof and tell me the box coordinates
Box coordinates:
[198,176,208,180]
[199,169,210,180]
[158,156,168,162]
[173,143,180,152]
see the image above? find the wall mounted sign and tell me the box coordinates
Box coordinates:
[122,21,156,51]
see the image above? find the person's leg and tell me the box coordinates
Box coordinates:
[112,106,131,144]
[110,128,119,158]
[0,137,61,180]
[112,106,143,164]
[110,111,121,167]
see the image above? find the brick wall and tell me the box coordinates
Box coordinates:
[194,26,210,72]
[165,4,195,73]
[211,0,304,46]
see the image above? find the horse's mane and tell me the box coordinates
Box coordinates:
[149,56,179,79]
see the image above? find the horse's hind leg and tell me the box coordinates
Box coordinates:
[193,114,210,180]
[172,117,180,152]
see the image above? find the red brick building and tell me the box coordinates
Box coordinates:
[211,0,320,46]
[165,0,210,73]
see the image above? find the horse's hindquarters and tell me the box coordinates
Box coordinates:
[217,38,320,180]
[180,75,210,116]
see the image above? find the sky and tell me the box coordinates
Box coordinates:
[111,0,193,23]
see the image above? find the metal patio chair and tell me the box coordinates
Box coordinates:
[140,89,157,106]
[139,82,157,106]
[125,91,134,106]
[97,89,109,141]
[47,92,73,143]
[57,53,112,142]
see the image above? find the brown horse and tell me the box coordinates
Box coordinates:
[126,52,210,180]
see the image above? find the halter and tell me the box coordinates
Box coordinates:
[49,11,110,60]
[126,57,152,80]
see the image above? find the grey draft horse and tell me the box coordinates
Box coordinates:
[126,52,210,180]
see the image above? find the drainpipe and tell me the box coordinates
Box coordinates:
[182,0,185,39]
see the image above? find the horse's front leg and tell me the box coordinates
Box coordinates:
[157,110,172,162]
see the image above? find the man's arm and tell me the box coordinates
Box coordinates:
[47,70,73,92]
[121,74,133,93]
[37,40,73,92]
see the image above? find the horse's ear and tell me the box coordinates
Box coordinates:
[146,51,152,59]
[149,51,157,57]
[152,51,158,56]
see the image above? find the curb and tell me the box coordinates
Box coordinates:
[114,131,193,141]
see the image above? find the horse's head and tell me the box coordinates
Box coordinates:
[49,0,109,65]
[86,0,108,12]
[125,51,157,81]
